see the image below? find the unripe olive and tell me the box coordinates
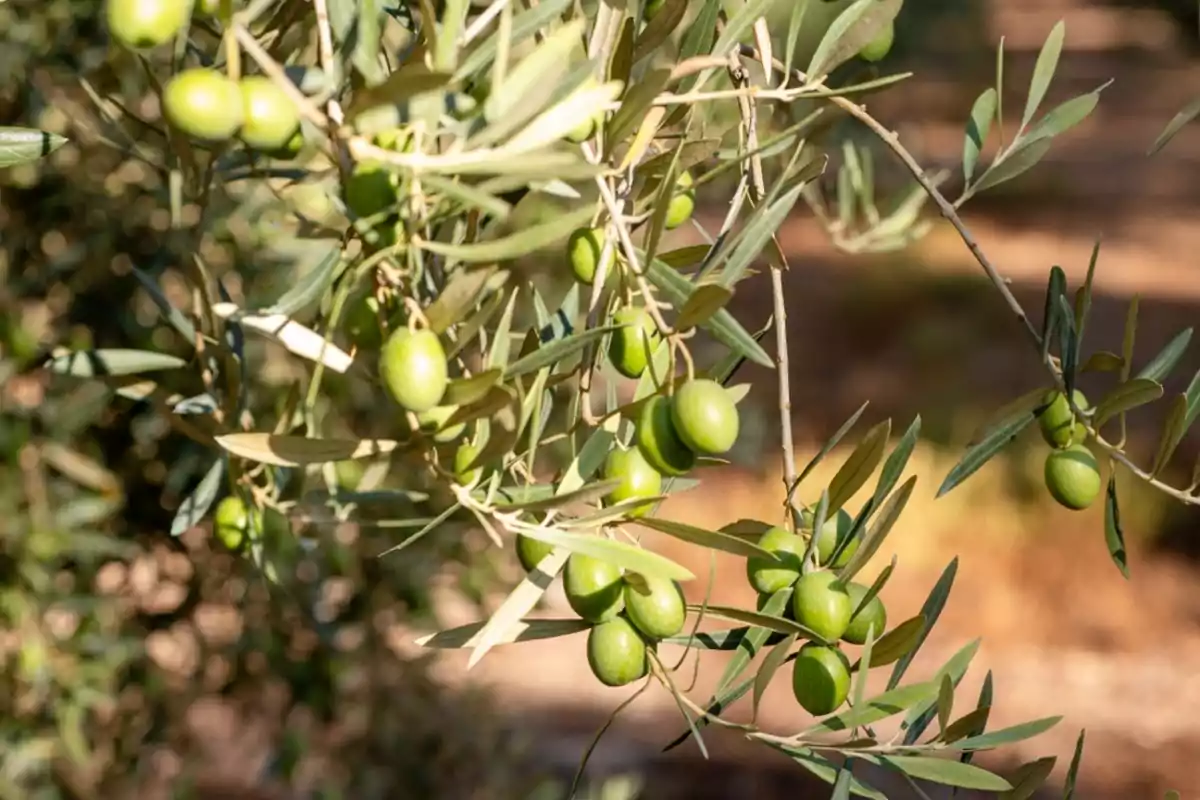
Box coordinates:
[601,446,662,518]
[792,643,852,715]
[107,0,189,50]
[564,553,625,623]
[214,495,255,550]
[800,508,858,569]
[858,21,895,63]
[567,227,613,286]
[342,292,383,350]
[842,582,887,645]
[664,170,695,230]
[344,162,399,220]
[609,306,660,379]
[238,75,300,152]
[1044,443,1102,510]
[163,68,243,142]
[635,394,695,477]
[746,526,804,594]
[454,442,482,486]
[416,405,466,443]
[793,570,852,643]
[1037,389,1090,449]
[623,574,686,640]
[516,534,554,572]
[379,327,448,414]
[587,615,648,687]
[670,378,739,456]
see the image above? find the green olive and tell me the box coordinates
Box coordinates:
[454,442,482,486]
[106,0,189,50]
[623,574,685,640]
[746,526,804,594]
[1037,389,1090,449]
[858,21,895,63]
[587,615,648,687]
[670,379,740,456]
[238,75,300,152]
[800,508,858,569]
[664,170,696,230]
[516,534,554,572]
[342,292,383,350]
[792,570,852,643]
[609,306,660,379]
[1044,443,1101,510]
[344,162,399,221]
[792,643,852,716]
[416,405,466,444]
[643,0,665,20]
[842,582,887,645]
[634,394,696,477]
[213,495,256,550]
[379,327,448,413]
[602,446,662,518]
[163,68,243,142]
[564,553,625,623]
[567,227,613,286]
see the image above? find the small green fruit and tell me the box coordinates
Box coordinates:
[609,306,660,379]
[792,643,852,716]
[454,442,482,486]
[643,0,665,20]
[567,227,613,286]
[842,582,887,645]
[516,534,554,572]
[214,495,255,550]
[623,574,685,640]
[565,553,625,623]
[587,616,648,687]
[746,526,804,594]
[664,170,695,230]
[670,378,739,456]
[792,570,852,643]
[565,115,598,144]
[1037,389,1090,448]
[342,292,382,350]
[379,328,448,413]
[416,405,466,443]
[106,0,189,50]
[344,162,399,220]
[858,21,895,63]
[602,447,663,518]
[238,75,300,152]
[800,508,858,569]
[1044,443,1102,510]
[635,394,696,477]
[163,68,243,142]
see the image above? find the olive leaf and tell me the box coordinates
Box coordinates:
[215,434,400,467]
[415,617,590,649]
[827,418,891,515]
[888,558,957,690]
[799,681,940,736]
[0,126,67,167]
[170,457,226,537]
[46,349,188,377]
[877,756,1011,792]
[636,517,778,560]
[1103,475,1129,579]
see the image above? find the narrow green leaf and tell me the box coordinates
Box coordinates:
[416,205,594,264]
[1093,377,1163,428]
[676,284,735,331]
[504,326,616,379]
[870,415,920,510]
[661,627,749,650]
[263,246,342,316]
[425,265,504,334]
[1121,296,1140,383]
[888,558,957,689]
[1024,88,1104,144]
[796,402,870,488]
[753,634,797,721]
[637,517,778,560]
[827,419,891,514]
[466,549,570,668]
[999,757,1057,800]
[808,0,904,78]
[940,706,992,745]
[46,348,187,377]
[171,458,225,537]
[943,716,1063,752]
[801,682,939,735]
[1022,20,1065,129]
[1103,475,1129,579]
[717,183,807,289]
[1135,328,1193,383]
[1081,351,1123,374]
[1075,237,1102,345]
[686,604,828,642]
[937,406,1035,497]
[416,617,590,648]
[855,617,924,670]
[784,748,887,800]
[936,674,954,736]
[972,137,1054,194]
[632,0,688,63]
[902,639,981,745]
[879,755,1011,792]
[1151,394,1189,476]
[838,475,916,583]
[960,671,994,765]
[496,480,621,513]
[1040,266,1068,363]
[607,68,673,148]
[1063,730,1086,800]
[132,267,198,342]
[453,0,573,81]
[518,528,694,582]
[963,88,998,184]
[215,434,399,467]
[0,126,67,167]
[646,255,773,367]
[831,765,853,800]
[1149,94,1200,155]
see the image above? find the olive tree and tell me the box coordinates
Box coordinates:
[13,0,1200,796]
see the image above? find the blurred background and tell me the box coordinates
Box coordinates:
[3,0,1200,798]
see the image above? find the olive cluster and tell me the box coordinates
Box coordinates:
[106,0,303,155]
[747,514,888,716]
[516,540,686,687]
[1036,389,1102,510]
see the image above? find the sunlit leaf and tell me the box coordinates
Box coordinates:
[215,434,399,467]
[0,126,67,167]
[416,617,590,648]
[46,349,187,377]
[878,755,1011,791]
